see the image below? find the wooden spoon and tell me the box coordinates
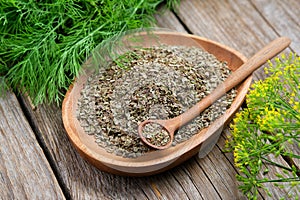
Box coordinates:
[138,37,291,150]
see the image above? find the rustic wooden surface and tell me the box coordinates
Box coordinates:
[1,0,299,199]
[0,91,64,199]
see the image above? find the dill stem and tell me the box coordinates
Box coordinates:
[261,157,295,172]
[38,18,67,47]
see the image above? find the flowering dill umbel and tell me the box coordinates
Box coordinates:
[225,53,300,199]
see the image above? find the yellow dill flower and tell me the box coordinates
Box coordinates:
[293,102,300,112]
[226,53,300,199]
[291,92,296,97]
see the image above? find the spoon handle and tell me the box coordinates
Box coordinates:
[171,37,291,130]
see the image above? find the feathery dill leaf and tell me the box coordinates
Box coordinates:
[0,0,180,105]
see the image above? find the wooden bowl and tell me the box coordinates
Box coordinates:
[62,31,251,176]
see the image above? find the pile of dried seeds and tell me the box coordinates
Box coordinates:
[76,45,237,158]
[142,123,171,147]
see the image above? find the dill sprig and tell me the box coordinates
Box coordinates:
[225,53,300,199]
[0,0,179,105]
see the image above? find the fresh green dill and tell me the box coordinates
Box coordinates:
[0,0,180,105]
[225,53,300,199]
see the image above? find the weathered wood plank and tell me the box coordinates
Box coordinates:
[251,0,300,54]
[18,101,152,200]
[195,145,247,199]
[175,0,294,55]
[155,8,187,33]
[0,91,65,200]
[175,0,297,81]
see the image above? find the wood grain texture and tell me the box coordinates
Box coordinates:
[175,0,297,81]
[251,0,300,54]
[0,91,65,200]
[155,8,187,33]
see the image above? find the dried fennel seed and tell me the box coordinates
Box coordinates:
[76,45,237,158]
[143,123,170,147]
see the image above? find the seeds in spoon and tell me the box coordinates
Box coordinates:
[142,123,170,147]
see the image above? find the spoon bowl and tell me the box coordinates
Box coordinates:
[62,30,273,176]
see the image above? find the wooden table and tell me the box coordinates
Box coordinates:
[1,0,299,199]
